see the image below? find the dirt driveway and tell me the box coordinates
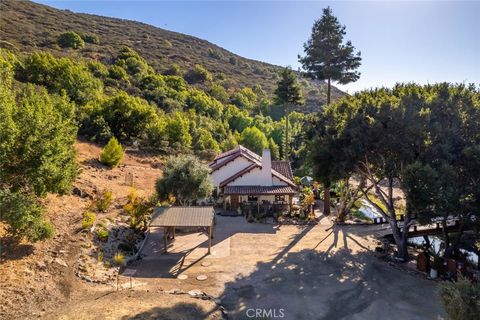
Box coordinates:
[116,216,445,320]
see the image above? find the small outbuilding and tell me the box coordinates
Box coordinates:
[151,206,215,254]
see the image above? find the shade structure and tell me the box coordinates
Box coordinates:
[151,206,215,227]
[150,206,215,254]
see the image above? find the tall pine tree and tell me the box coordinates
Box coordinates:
[299,7,361,215]
[274,67,303,160]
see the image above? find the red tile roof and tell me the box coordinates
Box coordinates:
[223,185,296,195]
[272,161,293,181]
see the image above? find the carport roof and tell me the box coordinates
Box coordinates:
[150,206,215,227]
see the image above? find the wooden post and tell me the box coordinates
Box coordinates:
[208,224,213,254]
[163,227,168,253]
[172,226,176,239]
[288,194,293,213]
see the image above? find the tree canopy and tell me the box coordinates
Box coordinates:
[240,126,269,155]
[155,155,213,206]
[309,83,480,260]
[0,55,77,241]
[299,7,361,86]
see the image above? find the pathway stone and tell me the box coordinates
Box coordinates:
[196,274,208,281]
[177,274,188,280]
[201,261,211,267]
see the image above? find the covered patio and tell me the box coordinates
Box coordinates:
[150,206,216,254]
[222,185,295,214]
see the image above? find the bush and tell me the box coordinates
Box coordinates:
[124,188,152,230]
[82,210,96,229]
[57,31,85,49]
[113,252,126,266]
[184,64,212,84]
[99,137,124,167]
[81,33,100,44]
[439,278,480,320]
[95,189,113,212]
[96,227,109,240]
[163,63,182,76]
[0,184,55,243]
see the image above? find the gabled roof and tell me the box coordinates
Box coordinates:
[210,145,296,187]
[209,145,261,171]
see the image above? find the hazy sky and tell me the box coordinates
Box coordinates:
[36,1,480,93]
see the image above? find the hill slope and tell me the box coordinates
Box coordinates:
[0,0,344,111]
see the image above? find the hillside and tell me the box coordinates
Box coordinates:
[0,141,164,319]
[0,0,344,111]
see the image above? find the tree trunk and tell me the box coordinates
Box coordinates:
[327,78,331,105]
[285,108,289,160]
[389,218,410,261]
[323,186,331,216]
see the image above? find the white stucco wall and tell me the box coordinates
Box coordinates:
[272,176,287,186]
[210,156,252,187]
[227,167,269,186]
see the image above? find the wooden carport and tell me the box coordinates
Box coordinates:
[150,206,215,254]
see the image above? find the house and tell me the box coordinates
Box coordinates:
[209,145,296,210]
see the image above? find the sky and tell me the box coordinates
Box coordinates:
[35,1,480,93]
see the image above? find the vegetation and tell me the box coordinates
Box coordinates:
[123,188,152,231]
[439,278,480,320]
[299,6,361,215]
[155,155,213,206]
[274,67,304,160]
[57,31,85,49]
[0,51,77,242]
[309,83,480,260]
[81,211,96,229]
[99,137,124,167]
[94,190,113,212]
[239,127,269,155]
[113,251,126,266]
[0,0,344,113]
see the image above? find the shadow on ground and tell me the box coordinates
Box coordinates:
[219,228,444,320]
[121,302,222,320]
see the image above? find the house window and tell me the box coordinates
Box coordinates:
[247,195,258,202]
[275,195,285,202]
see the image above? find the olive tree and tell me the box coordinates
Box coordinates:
[155,155,213,206]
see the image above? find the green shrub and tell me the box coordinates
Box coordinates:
[439,278,480,320]
[81,33,100,44]
[99,137,124,167]
[57,31,85,49]
[82,210,96,229]
[184,64,212,84]
[113,252,126,266]
[124,190,152,231]
[95,189,113,212]
[96,227,109,240]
